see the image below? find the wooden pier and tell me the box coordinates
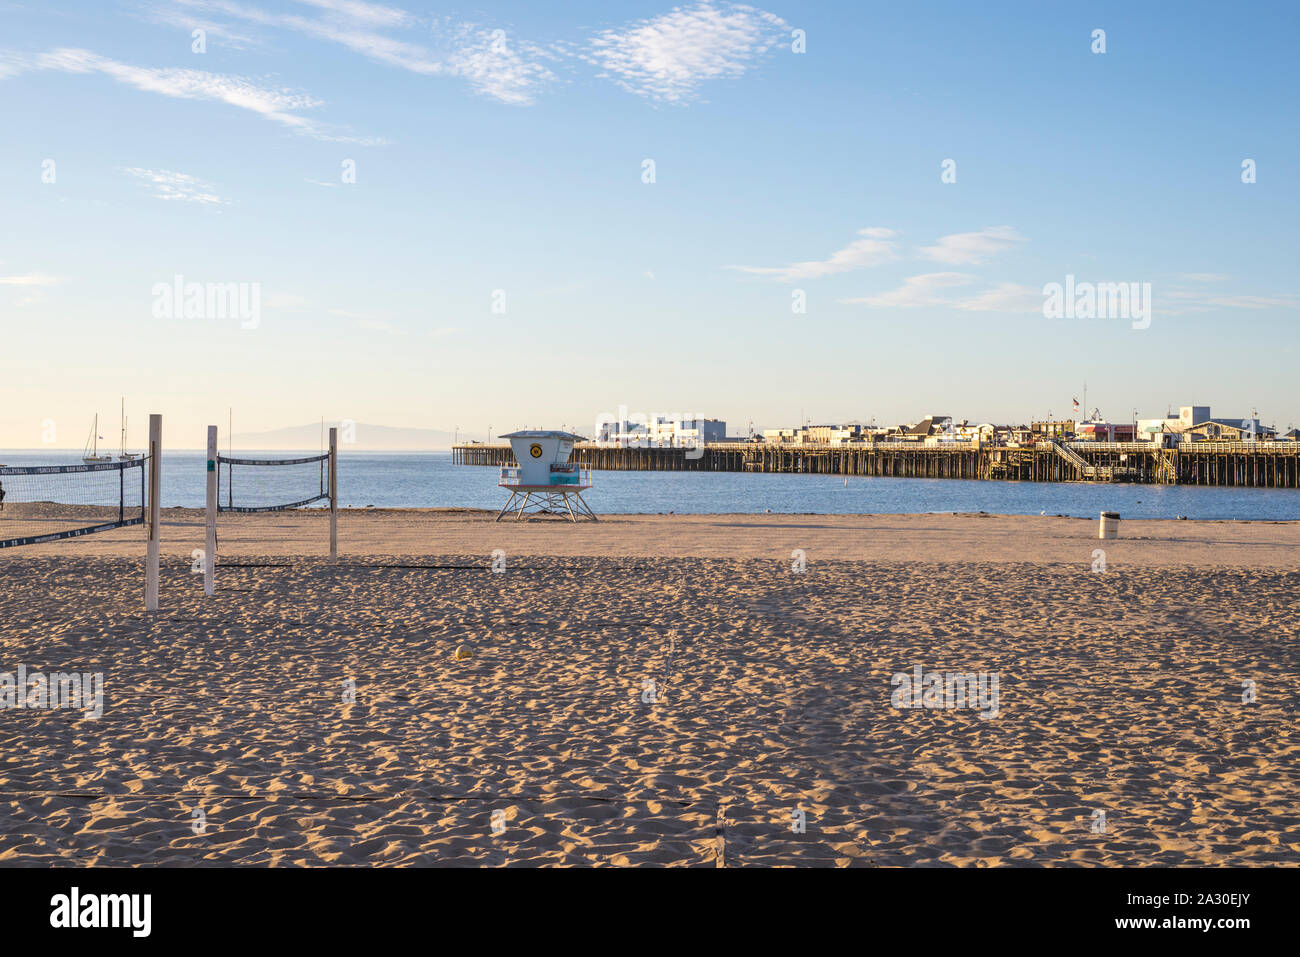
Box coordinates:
[452,440,1300,488]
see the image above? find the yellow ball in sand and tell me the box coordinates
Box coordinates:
[454,645,473,661]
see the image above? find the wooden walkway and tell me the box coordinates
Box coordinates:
[452,441,1300,488]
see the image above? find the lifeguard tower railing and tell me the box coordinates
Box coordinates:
[500,463,592,488]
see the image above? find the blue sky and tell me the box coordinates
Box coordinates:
[1,0,1297,448]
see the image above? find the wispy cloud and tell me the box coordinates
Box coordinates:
[728,225,1030,283]
[1199,294,1300,309]
[732,223,1043,314]
[0,47,380,142]
[121,167,228,204]
[131,2,785,108]
[1161,277,1300,314]
[952,282,1041,312]
[185,0,443,73]
[583,3,788,103]
[727,228,898,282]
[292,0,414,29]
[1166,291,1300,310]
[330,308,408,334]
[0,273,63,286]
[847,273,1300,316]
[165,1,554,103]
[919,226,1027,264]
[841,274,1041,313]
[355,318,403,333]
[839,272,976,308]
[445,25,557,105]
[134,2,263,50]
[0,272,62,308]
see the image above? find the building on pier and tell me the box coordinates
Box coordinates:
[1136,407,1272,444]
[800,424,867,444]
[1185,419,1275,441]
[596,415,726,447]
[1076,421,1136,441]
[902,415,953,438]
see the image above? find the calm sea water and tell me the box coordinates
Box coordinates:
[3,450,1300,520]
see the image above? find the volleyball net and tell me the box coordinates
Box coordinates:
[0,459,147,549]
[216,453,330,512]
[206,431,338,577]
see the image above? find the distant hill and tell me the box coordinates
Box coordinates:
[231,422,485,451]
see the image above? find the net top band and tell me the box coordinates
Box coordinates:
[217,453,329,467]
[0,459,147,476]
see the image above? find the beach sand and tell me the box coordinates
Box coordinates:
[1,510,1297,866]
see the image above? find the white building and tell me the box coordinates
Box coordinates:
[1138,406,1209,442]
[1136,406,1267,443]
[598,415,725,448]
[667,417,726,446]
[799,424,867,445]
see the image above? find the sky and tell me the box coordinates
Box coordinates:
[1,0,1298,449]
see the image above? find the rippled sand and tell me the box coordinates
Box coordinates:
[1,511,1297,866]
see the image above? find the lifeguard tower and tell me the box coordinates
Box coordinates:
[496,430,596,522]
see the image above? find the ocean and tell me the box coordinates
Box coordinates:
[3,450,1300,520]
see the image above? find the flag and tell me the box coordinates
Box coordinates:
[1072,398,1079,413]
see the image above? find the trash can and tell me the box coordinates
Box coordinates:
[1099,511,1120,540]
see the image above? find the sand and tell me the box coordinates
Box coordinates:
[1,510,1297,866]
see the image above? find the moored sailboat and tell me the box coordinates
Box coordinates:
[83,415,112,464]
[118,399,141,461]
